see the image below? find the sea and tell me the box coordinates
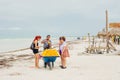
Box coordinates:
[0,36,79,53]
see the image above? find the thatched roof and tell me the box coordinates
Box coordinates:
[109,23,120,28]
[109,28,120,35]
[98,28,120,36]
[97,31,106,36]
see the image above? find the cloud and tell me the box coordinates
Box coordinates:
[0,0,120,37]
[0,0,114,17]
[0,27,22,31]
[0,0,119,19]
[10,27,22,30]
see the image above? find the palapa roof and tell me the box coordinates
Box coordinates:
[98,28,120,36]
[109,28,120,35]
[98,31,106,36]
[109,23,120,28]
[98,22,120,36]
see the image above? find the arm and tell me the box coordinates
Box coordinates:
[49,41,52,48]
[41,40,45,44]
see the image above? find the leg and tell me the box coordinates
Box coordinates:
[44,62,47,68]
[62,57,66,67]
[43,57,48,68]
[48,62,52,70]
[52,62,54,68]
[60,56,63,66]
[34,54,37,67]
[60,56,67,69]
[36,54,40,68]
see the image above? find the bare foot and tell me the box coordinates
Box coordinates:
[35,66,40,69]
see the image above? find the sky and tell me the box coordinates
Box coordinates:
[0,0,120,38]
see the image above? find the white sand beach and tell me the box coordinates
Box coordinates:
[0,39,120,80]
[0,0,120,80]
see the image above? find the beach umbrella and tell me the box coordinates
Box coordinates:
[41,49,60,57]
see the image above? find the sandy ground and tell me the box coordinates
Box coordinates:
[0,40,120,80]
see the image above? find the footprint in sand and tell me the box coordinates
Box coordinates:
[72,66,81,69]
[9,72,21,76]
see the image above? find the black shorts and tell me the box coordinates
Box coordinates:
[59,50,62,55]
[33,49,39,54]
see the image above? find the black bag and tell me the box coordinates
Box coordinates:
[30,43,34,50]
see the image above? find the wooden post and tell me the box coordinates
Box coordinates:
[88,33,90,47]
[106,10,108,33]
[105,10,116,53]
[106,10,109,53]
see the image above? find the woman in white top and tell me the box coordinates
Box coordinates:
[59,36,70,69]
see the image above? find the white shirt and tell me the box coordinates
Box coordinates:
[59,42,66,51]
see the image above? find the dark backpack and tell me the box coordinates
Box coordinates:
[30,42,34,50]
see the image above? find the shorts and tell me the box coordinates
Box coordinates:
[33,49,39,54]
[59,50,62,55]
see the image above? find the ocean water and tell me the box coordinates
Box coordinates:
[0,37,77,53]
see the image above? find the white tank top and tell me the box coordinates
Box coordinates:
[59,42,66,51]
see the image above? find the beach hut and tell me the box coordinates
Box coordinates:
[98,28,120,37]
[109,23,120,36]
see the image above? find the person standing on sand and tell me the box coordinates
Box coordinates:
[41,35,52,50]
[59,36,70,69]
[41,35,52,68]
[32,36,41,69]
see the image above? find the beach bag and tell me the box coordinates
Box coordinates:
[30,43,34,50]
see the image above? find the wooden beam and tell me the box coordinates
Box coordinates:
[106,10,108,33]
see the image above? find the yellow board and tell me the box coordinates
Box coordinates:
[41,49,60,57]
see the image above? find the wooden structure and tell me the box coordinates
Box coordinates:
[109,23,120,28]
[86,10,116,54]
[98,31,106,37]
[109,28,120,36]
